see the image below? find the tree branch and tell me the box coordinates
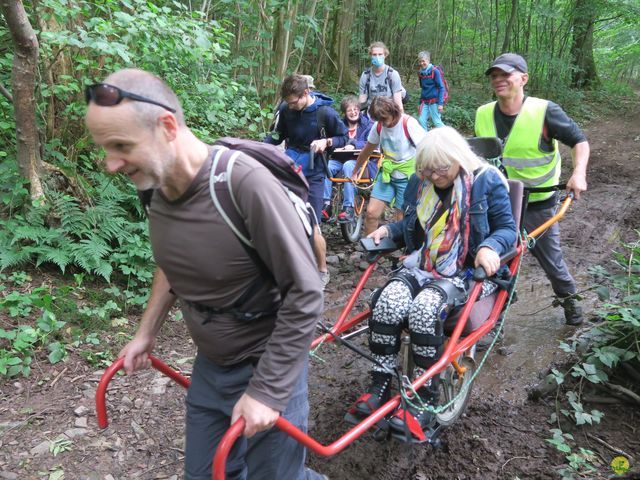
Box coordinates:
[594,14,625,24]
[0,83,12,102]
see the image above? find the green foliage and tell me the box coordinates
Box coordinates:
[546,232,640,477]
[0,271,138,377]
[0,169,154,288]
[0,309,67,377]
[35,0,262,145]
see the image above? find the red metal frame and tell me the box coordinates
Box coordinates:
[95,196,572,480]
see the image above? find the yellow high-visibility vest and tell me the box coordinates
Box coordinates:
[475,97,560,202]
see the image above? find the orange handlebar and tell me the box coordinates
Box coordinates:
[527,195,573,239]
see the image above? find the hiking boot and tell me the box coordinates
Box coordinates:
[560,295,583,326]
[476,321,504,351]
[305,468,329,480]
[319,270,330,290]
[389,386,438,442]
[321,203,332,223]
[354,371,392,416]
[337,206,355,223]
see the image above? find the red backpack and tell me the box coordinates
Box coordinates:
[376,114,416,147]
[418,65,450,104]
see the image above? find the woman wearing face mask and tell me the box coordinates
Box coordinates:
[358,41,407,113]
[348,126,516,442]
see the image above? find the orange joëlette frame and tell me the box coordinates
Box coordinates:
[329,152,382,185]
[95,196,573,480]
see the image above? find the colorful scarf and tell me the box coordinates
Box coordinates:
[416,170,472,278]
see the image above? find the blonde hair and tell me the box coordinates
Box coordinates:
[416,126,484,175]
[368,41,389,56]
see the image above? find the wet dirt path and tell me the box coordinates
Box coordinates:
[0,103,638,479]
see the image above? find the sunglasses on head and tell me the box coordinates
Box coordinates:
[85,83,176,113]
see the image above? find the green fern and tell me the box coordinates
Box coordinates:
[0,164,153,291]
[35,246,71,272]
[51,193,92,234]
[0,247,33,270]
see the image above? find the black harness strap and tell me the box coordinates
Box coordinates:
[410,331,445,347]
[412,353,439,370]
[369,319,402,336]
[427,279,466,309]
[368,318,403,356]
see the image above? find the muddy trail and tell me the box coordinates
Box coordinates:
[1,103,639,480]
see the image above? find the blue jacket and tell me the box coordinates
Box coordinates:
[344,113,373,149]
[265,93,348,176]
[387,166,517,265]
[418,65,445,105]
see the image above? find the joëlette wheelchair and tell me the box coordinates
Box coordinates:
[325,148,383,243]
[95,138,575,479]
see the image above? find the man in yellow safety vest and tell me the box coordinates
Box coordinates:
[475,53,589,326]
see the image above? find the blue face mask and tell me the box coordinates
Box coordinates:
[371,56,384,68]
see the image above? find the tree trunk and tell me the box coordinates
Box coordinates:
[0,0,44,201]
[330,0,356,88]
[570,0,599,88]
[502,0,518,52]
[292,0,319,75]
[272,1,298,85]
[268,0,299,105]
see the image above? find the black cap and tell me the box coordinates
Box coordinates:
[485,53,528,75]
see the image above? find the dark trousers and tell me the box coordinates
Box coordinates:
[524,204,577,297]
[306,173,326,223]
[184,353,320,480]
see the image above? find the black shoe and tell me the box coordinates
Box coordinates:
[337,207,355,223]
[476,322,504,351]
[559,295,583,326]
[353,371,391,416]
[389,386,438,442]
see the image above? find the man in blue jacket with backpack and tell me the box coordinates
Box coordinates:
[265,74,348,287]
[417,51,446,131]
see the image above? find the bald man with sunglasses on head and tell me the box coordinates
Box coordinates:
[85,69,327,480]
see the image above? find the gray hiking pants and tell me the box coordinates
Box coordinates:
[184,353,322,480]
[523,203,577,297]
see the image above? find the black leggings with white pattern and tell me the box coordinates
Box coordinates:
[370,275,496,386]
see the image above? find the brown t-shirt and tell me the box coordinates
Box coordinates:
[148,150,323,410]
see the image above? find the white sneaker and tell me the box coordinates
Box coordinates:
[319,270,330,290]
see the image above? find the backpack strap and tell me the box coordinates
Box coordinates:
[402,115,415,147]
[209,147,275,284]
[210,147,252,247]
[385,66,394,93]
[364,67,371,95]
[316,105,329,139]
[375,115,414,147]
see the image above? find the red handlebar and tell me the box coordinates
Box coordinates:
[95,355,190,429]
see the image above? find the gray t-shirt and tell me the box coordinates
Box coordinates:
[359,65,404,106]
[148,150,323,411]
